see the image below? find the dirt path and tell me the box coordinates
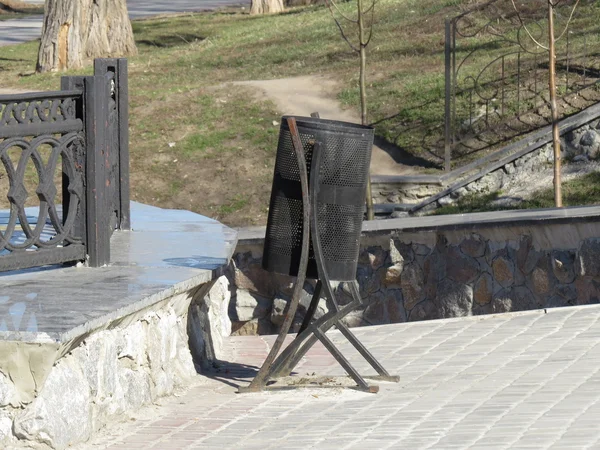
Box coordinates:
[235,75,415,176]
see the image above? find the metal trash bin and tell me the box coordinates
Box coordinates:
[262,116,374,281]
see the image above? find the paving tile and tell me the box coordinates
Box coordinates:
[74,306,600,450]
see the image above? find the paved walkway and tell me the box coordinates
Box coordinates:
[81,305,600,450]
[0,0,249,46]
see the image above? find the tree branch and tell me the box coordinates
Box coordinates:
[555,0,580,42]
[326,0,357,24]
[511,0,549,50]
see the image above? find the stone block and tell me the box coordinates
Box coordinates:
[14,358,92,449]
[492,256,514,288]
[515,235,533,273]
[551,250,576,284]
[531,267,552,295]
[491,296,512,313]
[413,244,432,256]
[575,277,600,305]
[363,293,390,325]
[386,290,406,323]
[120,367,153,408]
[270,297,288,326]
[358,246,388,270]
[401,262,425,311]
[577,238,600,278]
[409,299,439,322]
[232,290,272,322]
[0,371,16,408]
[340,312,367,328]
[118,321,147,368]
[473,273,493,306]
[460,234,487,258]
[447,246,480,284]
[580,130,600,159]
[0,411,12,442]
[233,252,275,297]
[423,250,446,285]
[438,196,454,206]
[382,263,403,288]
[357,265,382,297]
[390,239,414,265]
[231,318,273,336]
[554,284,577,303]
[435,279,473,318]
[493,286,539,313]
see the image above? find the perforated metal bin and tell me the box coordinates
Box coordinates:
[262,116,374,281]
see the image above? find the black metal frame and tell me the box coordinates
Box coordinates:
[240,117,398,394]
[0,58,129,272]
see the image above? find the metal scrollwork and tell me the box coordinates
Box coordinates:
[0,96,77,128]
[0,132,85,255]
[447,0,599,159]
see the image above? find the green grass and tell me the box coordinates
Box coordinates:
[434,171,600,216]
[0,0,598,225]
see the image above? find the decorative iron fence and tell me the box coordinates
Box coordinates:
[0,58,129,272]
[444,0,600,170]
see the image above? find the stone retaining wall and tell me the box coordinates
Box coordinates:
[373,117,600,208]
[0,281,230,450]
[227,215,600,334]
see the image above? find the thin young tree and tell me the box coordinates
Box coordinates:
[325,0,377,220]
[511,0,580,207]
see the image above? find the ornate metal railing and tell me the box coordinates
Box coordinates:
[0,58,129,272]
[444,0,600,170]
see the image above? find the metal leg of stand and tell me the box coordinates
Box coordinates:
[298,280,322,335]
[336,321,400,382]
[313,328,377,393]
[270,297,361,378]
[240,118,311,393]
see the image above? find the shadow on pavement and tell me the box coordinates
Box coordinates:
[202,360,259,389]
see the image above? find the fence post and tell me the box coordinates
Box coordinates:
[94,58,130,231]
[444,18,452,173]
[84,74,110,267]
[61,75,86,241]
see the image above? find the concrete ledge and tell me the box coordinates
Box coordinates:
[237,205,600,243]
[0,202,237,449]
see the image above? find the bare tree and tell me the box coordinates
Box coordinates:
[37,0,137,72]
[251,0,285,14]
[325,0,377,220]
[511,0,580,207]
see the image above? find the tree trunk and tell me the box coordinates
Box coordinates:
[37,0,137,72]
[548,3,562,207]
[250,0,284,15]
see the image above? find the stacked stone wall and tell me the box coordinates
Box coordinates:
[227,223,600,334]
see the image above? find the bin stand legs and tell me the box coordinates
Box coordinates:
[238,118,398,394]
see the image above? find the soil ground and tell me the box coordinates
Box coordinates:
[235,75,417,176]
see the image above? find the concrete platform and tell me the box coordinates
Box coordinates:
[1,202,236,343]
[0,202,237,448]
[82,305,600,450]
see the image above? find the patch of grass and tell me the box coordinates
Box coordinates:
[1,0,598,225]
[218,194,249,216]
[434,171,600,215]
[181,130,238,157]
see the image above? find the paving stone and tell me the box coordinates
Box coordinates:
[51,305,600,450]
